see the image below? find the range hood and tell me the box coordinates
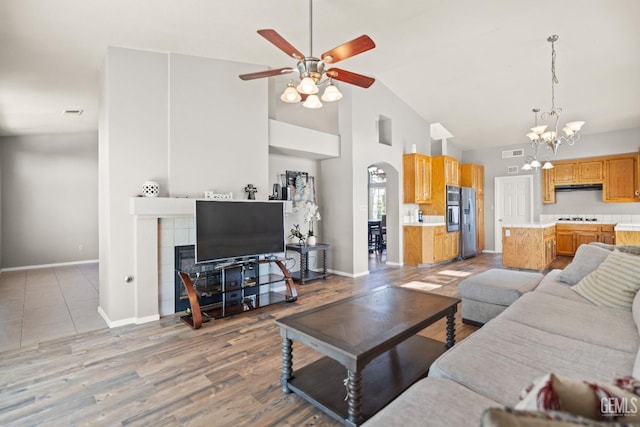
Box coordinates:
[555,183,603,192]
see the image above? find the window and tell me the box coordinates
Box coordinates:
[368,166,386,219]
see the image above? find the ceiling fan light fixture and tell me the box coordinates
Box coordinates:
[321,83,342,101]
[302,94,323,109]
[280,82,302,103]
[297,77,319,95]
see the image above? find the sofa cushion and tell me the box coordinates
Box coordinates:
[557,244,611,285]
[459,269,543,306]
[428,317,636,406]
[362,377,499,427]
[589,242,640,256]
[534,270,591,304]
[573,250,640,310]
[515,373,640,422]
[500,292,639,354]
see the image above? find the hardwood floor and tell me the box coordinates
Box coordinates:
[0,253,571,426]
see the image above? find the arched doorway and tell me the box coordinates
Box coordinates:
[366,162,399,271]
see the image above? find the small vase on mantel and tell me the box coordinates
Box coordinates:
[307,235,317,246]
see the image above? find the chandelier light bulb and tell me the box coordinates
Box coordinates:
[280,83,301,103]
[566,121,585,132]
[297,77,319,95]
[321,83,343,102]
[542,161,554,169]
[526,132,539,141]
[562,126,574,136]
[531,125,547,135]
[302,94,323,109]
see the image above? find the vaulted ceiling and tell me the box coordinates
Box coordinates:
[1,0,639,150]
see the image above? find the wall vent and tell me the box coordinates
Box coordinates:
[507,166,519,174]
[502,149,524,159]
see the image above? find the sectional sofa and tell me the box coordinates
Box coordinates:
[364,243,640,426]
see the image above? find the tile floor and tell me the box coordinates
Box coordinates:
[0,262,107,352]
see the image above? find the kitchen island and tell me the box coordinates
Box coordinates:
[615,224,640,245]
[502,223,556,270]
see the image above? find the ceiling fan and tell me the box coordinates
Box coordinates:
[238,0,376,108]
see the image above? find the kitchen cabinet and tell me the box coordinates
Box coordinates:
[579,161,603,182]
[460,163,485,251]
[403,153,432,204]
[502,225,556,270]
[542,152,639,204]
[604,156,638,202]
[553,163,576,184]
[444,156,460,186]
[423,155,459,216]
[616,230,640,245]
[555,224,616,256]
[542,168,556,204]
[403,225,458,266]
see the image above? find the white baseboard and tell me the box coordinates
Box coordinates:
[98,306,159,328]
[328,269,369,278]
[481,250,500,254]
[2,259,99,273]
[385,261,403,266]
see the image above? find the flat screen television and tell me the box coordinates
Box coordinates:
[195,200,285,263]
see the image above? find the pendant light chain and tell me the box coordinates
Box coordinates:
[550,36,558,111]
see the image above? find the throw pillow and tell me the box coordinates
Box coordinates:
[515,373,640,422]
[589,242,640,256]
[572,250,640,310]
[481,407,631,427]
[557,244,611,285]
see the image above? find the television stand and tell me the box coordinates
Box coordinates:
[178,258,297,329]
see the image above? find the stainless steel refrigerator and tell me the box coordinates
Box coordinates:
[460,187,477,259]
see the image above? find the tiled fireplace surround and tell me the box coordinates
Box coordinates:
[131,197,292,321]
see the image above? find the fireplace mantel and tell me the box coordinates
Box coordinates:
[130,197,196,217]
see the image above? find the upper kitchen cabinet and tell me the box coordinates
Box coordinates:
[403,153,432,204]
[444,156,460,186]
[541,152,639,204]
[604,154,638,202]
[551,160,603,185]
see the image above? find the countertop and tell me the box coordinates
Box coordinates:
[403,222,446,227]
[615,224,640,231]
[501,222,556,229]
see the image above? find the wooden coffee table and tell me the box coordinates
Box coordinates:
[275,285,459,426]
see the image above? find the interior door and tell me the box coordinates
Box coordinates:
[494,176,533,253]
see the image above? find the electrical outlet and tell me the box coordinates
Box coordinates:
[505,229,510,237]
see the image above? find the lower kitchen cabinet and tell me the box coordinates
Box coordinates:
[404,225,458,266]
[502,225,556,270]
[555,224,616,256]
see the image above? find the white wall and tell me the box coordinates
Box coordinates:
[0,132,98,268]
[321,82,431,276]
[99,47,268,325]
[462,127,640,251]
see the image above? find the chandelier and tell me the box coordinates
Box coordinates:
[524,35,585,169]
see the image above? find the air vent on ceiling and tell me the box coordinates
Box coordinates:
[502,149,524,159]
[507,166,519,174]
[62,109,84,116]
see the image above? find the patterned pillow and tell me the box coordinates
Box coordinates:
[572,250,640,310]
[515,373,640,422]
[481,407,632,426]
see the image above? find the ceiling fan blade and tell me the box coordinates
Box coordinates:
[326,68,375,88]
[239,67,295,81]
[321,35,375,64]
[257,29,305,60]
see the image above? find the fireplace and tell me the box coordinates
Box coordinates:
[174,245,223,313]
